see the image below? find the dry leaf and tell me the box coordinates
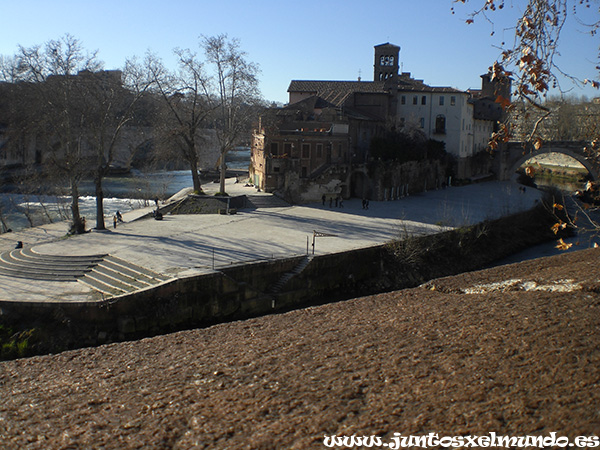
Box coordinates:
[555,238,573,251]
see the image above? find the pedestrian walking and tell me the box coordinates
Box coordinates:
[339,197,344,208]
[113,215,117,229]
[322,194,326,206]
[329,197,333,208]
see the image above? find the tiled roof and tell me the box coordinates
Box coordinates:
[397,75,465,94]
[288,78,465,104]
[398,83,465,94]
[278,94,380,122]
[288,80,389,106]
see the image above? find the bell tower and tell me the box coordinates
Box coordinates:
[374,43,400,83]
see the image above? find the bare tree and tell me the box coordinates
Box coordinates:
[9,34,102,234]
[454,0,600,245]
[202,34,261,195]
[454,0,599,149]
[145,50,213,194]
[79,66,153,230]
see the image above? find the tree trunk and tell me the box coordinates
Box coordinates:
[190,158,202,193]
[219,149,227,194]
[95,174,106,230]
[70,178,84,234]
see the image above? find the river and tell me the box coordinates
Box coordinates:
[0,148,251,232]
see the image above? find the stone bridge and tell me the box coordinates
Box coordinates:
[494,140,597,181]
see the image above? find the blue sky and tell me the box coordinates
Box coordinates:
[1,0,598,103]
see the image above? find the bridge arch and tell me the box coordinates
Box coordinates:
[508,145,598,181]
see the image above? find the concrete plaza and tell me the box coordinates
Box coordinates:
[0,180,543,303]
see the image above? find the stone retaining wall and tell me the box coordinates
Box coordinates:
[0,204,562,351]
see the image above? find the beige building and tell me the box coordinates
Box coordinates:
[251,43,505,201]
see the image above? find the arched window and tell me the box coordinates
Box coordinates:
[435,115,446,134]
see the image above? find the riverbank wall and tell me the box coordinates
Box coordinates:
[2,201,565,355]
[0,202,565,357]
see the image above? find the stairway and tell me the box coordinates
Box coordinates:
[246,194,290,209]
[268,256,313,293]
[0,247,169,298]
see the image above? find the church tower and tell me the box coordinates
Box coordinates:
[374,43,400,83]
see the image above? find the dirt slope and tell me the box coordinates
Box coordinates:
[1,248,599,449]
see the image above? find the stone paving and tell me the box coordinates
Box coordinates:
[0,180,544,303]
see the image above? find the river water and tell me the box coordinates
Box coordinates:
[0,148,251,232]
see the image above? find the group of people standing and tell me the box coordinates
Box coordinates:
[322,195,344,208]
[321,194,372,210]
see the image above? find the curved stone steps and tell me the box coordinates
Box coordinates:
[103,255,170,283]
[85,269,141,293]
[6,249,103,270]
[21,247,106,264]
[0,248,169,298]
[0,251,93,281]
[93,265,150,290]
[77,276,129,297]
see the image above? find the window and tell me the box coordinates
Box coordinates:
[380,55,394,66]
[401,95,406,105]
[421,96,427,105]
[420,118,425,128]
[283,142,292,156]
[450,96,456,106]
[301,143,310,158]
[435,115,446,134]
[270,142,278,156]
[413,96,418,105]
[439,96,445,106]
[316,143,323,158]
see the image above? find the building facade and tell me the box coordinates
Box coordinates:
[251,43,504,202]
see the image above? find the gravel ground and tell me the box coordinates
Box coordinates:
[0,248,599,449]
